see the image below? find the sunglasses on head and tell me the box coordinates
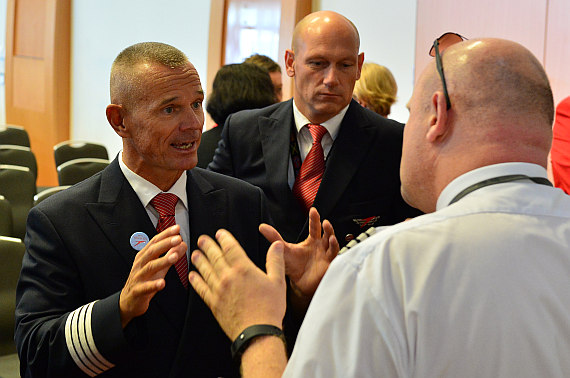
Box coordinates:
[428,32,468,110]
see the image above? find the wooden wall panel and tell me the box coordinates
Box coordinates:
[13,0,45,57]
[12,57,46,111]
[5,0,71,187]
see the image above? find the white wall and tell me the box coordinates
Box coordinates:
[71,0,212,159]
[71,0,416,158]
[314,0,417,124]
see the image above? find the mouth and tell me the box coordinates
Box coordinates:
[171,141,196,150]
[317,93,341,98]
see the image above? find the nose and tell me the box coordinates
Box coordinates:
[180,106,204,131]
[323,66,340,88]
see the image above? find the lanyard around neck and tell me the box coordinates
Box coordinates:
[449,174,552,205]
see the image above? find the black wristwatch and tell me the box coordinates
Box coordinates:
[231,324,285,361]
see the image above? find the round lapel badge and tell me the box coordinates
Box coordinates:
[130,232,149,251]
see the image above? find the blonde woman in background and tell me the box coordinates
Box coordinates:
[353,62,397,117]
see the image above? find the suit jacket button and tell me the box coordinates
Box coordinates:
[345,234,355,242]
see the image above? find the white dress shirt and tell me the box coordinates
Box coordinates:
[287,100,348,188]
[285,162,570,377]
[118,152,190,263]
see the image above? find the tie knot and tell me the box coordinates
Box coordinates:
[150,193,178,217]
[307,124,327,144]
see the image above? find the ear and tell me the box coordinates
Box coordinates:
[106,104,128,137]
[426,91,449,143]
[356,52,365,80]
[284,49,295,78]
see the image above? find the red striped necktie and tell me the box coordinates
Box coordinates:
[150,192,188,289]
[293,124,328,211]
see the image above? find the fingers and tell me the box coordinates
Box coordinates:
[188,262,214,309]
[135,225,183,267]
[266,241,285,284]
[308,207,322,239]
[196,232,238,272]
[322,219,335,239]
[144,241,187,275]
[130,277,167,297]
[190,247,219,292]
[322,219,339,258]
[328,234,340,259]
[259,223,284,244]
[214,229,249,265]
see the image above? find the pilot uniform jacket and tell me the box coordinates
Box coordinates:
[15,159,270,378]
[208,99,421,247]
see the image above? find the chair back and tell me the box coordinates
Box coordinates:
[0,165,36,239]
[0,125,30,147]
[0,195,13,236]
[0,236,25,356]
[57,158,109,186]
[0,145,38,181]
[53,140,109,167]
[33,185,71,206]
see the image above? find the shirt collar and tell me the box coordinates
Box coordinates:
[292,99,348,140]
[436,162,548,210]
[118,151,189,210]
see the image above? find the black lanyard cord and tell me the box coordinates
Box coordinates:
[449,174,552,205]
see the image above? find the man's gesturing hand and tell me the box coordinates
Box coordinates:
[259,207,338,301]
[189,229,287,341]
[119,225,187,328]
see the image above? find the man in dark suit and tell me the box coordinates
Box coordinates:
[209,11,420,248]
[15,42,271,378]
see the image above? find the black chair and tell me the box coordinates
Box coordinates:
[0,195,13,236]
[53,140,109,167]
[57,158,109,186]
[0,165,36,239]
[0,125,30,147]
[0,145,38,181]
[0,236,25,356]
[33,185,71,206]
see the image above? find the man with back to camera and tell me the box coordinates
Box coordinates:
[208,11,421,257]
[15,42,280,378]
[189,37,570,377]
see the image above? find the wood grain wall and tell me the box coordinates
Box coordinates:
[5,0,70,187]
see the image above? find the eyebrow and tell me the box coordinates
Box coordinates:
[158,96,178,108]
[157,90,204,108]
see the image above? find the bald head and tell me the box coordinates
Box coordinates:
[110,42,190,107]
[291,11,360,53]
[440,38,554,128]
[401,38,554,212]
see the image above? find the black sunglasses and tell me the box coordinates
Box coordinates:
[428,32,468,109]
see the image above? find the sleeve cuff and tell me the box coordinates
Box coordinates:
[64,301,116,376]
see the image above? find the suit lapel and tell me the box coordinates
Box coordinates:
[313,101,377,220]
[185,168,227,303]
[85,159,155,267]
[259,100,295,202]
[259,101,307,236]
[85,159,187,332]
[186,169,227,251]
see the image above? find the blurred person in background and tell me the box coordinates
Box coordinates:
[197,63,277,168]
[244,54,284,102]
[353,62,397,117]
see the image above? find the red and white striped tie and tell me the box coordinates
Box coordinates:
[293,124,328,211]
[150,193,188,289]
